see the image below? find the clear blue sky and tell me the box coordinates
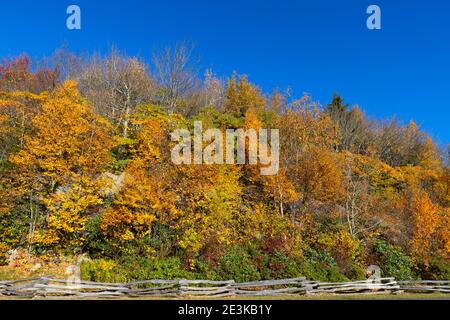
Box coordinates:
[1,0,449,144]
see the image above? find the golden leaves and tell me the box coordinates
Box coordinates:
[410,190,440,263]
[11,81,113,182]
[7,81,114,249]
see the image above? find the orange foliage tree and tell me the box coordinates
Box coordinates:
[100,107,179,249]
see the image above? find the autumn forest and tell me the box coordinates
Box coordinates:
[0,46,448,282]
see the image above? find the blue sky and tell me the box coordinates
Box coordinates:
[1,0,449,144]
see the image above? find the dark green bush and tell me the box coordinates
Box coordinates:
[125,256,196,280]
[257,251,303,280]
[215,245,261,282]
[345,262,367,280]
[82,256,198,282]
[373,240,415,280]
[83,215,113,257]
[80,245,368,283]
[418,257,450,280]
[299,249,349,282]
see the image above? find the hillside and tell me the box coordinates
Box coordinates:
[0,50,448,282]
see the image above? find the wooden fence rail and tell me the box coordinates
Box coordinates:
[1,277,449,298]
[397,280,450,293]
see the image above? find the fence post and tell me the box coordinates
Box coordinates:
[228,280,236,297]
[179,279,188,297]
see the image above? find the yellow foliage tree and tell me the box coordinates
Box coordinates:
[32,178,104,248]
[100,107,179,249]
[409,190,440,263]
[175,164,242,261]
[294,147,345,203]
[9,80,113,249]
[100,160,171,243]
[225,74,266,117]
[318,229,364,278]
[0,90,47,159]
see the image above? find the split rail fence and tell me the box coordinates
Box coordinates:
[0,277,449,298]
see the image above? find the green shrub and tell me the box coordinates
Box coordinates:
[193,259,221,280]
[80,259,126,283]
[0,243,9,266]
[418,257,450,280]
[299,249,349,282]
[257,251,303,280]
[215,246,261,282]
[121,256,195,280]
[83,215,113,257]
[373,240,415,280]
[81,256,198,282]
[345,262,367,280]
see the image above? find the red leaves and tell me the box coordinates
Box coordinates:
[0,54,60,93]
